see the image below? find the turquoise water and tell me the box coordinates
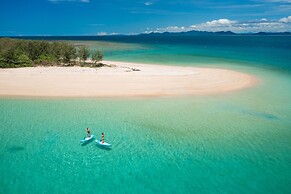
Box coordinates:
[1,36,291,193]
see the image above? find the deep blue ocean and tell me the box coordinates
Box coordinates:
[15,35,291,71]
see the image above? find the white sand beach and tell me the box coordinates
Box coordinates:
[0,60,258,98]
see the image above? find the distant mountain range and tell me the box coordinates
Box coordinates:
[139,30,291,36]
[1,31,290,39]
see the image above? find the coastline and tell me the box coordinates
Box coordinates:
[0,60,258,98]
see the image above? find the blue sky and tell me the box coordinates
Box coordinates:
[0,0,291,35]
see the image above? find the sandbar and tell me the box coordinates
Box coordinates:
[0,60,258,98]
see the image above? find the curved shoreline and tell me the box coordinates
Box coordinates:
[0,61,258,98]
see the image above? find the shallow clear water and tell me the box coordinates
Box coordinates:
[1,36,291,193]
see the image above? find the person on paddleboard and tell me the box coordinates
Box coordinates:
[86,128,91,137]
[101,132,104,143]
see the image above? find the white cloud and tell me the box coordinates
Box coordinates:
[110,32,119,35]
[279,16,291,22]
[146,17,291,33]
[164,26,182,32]
[97,32,107,36]
[144,2,154,6]
[205,19,237,26]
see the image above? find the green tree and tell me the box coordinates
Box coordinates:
[0,38,81,68]
[91,50,103,64]
[50,42,63,63]
[16,54,32,67]
[62,44,76,64]
[36,54,56,66]
[78,46,90,64]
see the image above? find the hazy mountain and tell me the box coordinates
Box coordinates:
[139,30,291,36]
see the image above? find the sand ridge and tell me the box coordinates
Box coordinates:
[0,60,258,98]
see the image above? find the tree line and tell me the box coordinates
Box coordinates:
[0,38,103,68]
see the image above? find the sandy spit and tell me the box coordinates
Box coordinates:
[0,60,258,98]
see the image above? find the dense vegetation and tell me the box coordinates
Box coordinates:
[0,38,103,68]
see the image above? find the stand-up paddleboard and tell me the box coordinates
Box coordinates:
[96,139,111,148]
[80,135,94,144]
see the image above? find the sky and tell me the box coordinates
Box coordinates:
[0,0,291,36]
